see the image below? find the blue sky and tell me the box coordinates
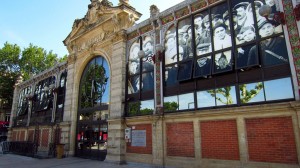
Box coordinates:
[0,0,183,58]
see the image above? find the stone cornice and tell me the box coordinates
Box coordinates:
[111,29,128,43]
[16,62,67,89]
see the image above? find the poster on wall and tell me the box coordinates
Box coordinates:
[131,130,146,147]
[142,36,155,65]
[214,50,232,73]
[128,40,140,94]
[211,3,232,51]
[177,18,192,61]
[194,11,212,56]
[231,0,256,45]
[165,26,177,65]
[194,56,212,77]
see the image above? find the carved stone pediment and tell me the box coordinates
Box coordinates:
[64,0,142,55]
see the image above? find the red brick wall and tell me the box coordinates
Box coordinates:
[19,131,25,141]
[246,117,298,164]
[28,130,34,142]
[126,124,152,154]
[166,122,195,157]
[41,129,49,147]
[11,131,17,141]
[201,120,239,160]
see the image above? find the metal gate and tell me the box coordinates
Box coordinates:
[75,121,107,161]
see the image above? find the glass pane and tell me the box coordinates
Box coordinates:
[239,82,264,104]
[258,20,282,38]
[95,57,103,66]
[92,111,102,121]
[102,59,110,103]
[178,18,193,61]
[178,93,194,110]
[265,77,294,101]
[129,41,140,76]
[140,100,154,115]
[165,64,178,86]
[60,76,66,87]
[143,36,154,64]
[79,56,110,109]
[260,36,289,66]
[94,65,109,105]
[255,0,283,38]
[129,41,140,61]
[164,95,178,112]
[177,60,193,81]
[194,56,212,77]
[214,50,232,73]
[165,26,177,65]
[194,11,212,55]
[236,44,258,69]
[141,72,154,91]
[232,0,255,44]
[215,86,237,106]
[129,60,140,75]
[80,81,93,108]
[79,113,93,121]
[128,75,140,94]
[212,3,232,51]
[128,102,140,116]
[197,90,216,108]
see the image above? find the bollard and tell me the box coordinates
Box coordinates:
[56,144,65,159]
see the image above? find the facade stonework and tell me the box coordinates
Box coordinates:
[8,0,300,168]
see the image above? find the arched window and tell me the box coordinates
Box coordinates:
[32,76,56,112]
[56,71,67,122]
[76,56,110,160]
[79,56,110,110]
[17,86,31,116]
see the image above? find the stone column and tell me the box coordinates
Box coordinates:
[152,116,164,166]
[237,116,248,163]
[8,85,20,140]
[106,30,127,164]
[62,54,76,155]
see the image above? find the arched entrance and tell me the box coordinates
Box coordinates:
[75,56,110,160]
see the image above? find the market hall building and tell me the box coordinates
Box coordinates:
[7,0,300,167]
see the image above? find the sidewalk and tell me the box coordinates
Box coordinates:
[0,154,168,168]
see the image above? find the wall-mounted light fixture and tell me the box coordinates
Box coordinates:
[154,44,164,63]
[138,50,145,59]
[259,5,286,25]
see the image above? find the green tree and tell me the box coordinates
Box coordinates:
[164,101,179,112]
[240,82,263,104]
[20,43,58,80]
[207,83,263,105]
[0,42,62,111]
[128,102,141,116]
[0,42,21,109]
[208,87,233,105]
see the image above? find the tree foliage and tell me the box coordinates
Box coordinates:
[240,82,263,104]
[207,83,263,105]
[164,101,179,112]
[0,42,65,110]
